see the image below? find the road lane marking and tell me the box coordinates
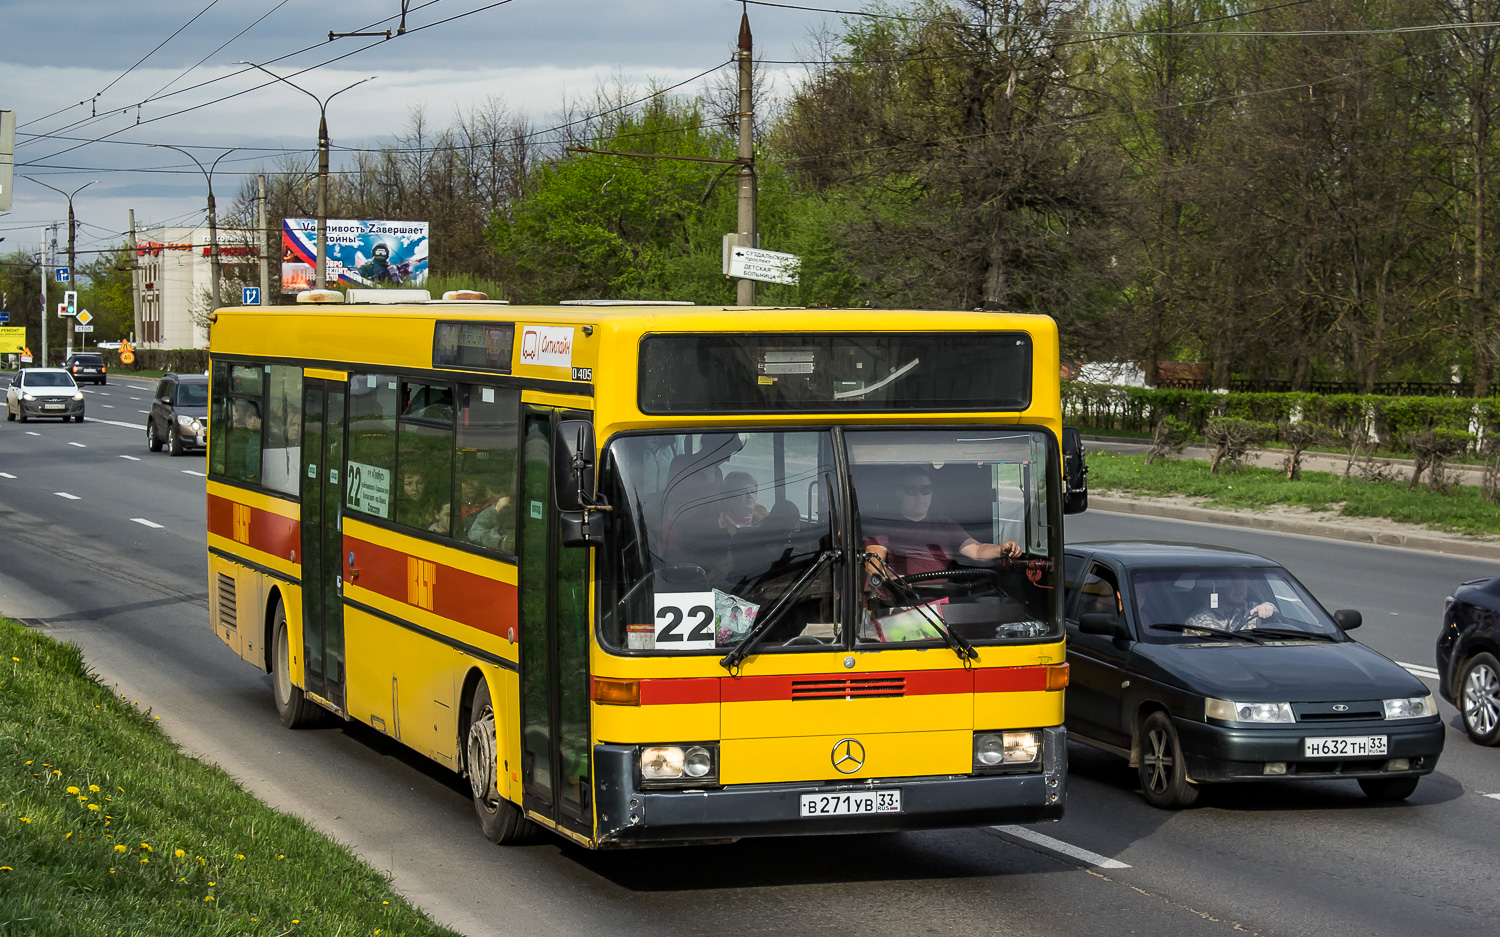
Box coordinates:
[103,404,115,408]
[68,442,86,448]
[0,472,14,478]
[1485,793,1500,801]
[992,825,1131,869]
[85,417,147,431]
[1399,662,1441,680]
[137,410,150,414]
[54,492,81,500]
[130,397,141,401]
[181,470,206,477]
[25,431,39,436]
[130,518,164,529]
[119,455,140,461]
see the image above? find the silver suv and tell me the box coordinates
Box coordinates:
[6,368,85,423]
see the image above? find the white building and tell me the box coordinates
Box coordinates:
[135,225,259,349]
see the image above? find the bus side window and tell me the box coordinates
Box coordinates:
[216,364,265,485]
[453,385,520,553]
[261,365,302,496]
[345,374,399,520]
[396,381,455,533]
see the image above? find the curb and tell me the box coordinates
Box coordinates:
[1090,495,1500,562]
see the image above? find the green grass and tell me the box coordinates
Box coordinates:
[1087,451,1500,537]
[0,618,462,937]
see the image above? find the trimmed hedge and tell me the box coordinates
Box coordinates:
[1065,382,1500,455]
[98,347,209,374]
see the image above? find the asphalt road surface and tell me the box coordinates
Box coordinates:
[2,379,1496,937]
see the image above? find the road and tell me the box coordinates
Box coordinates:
[2,379,1497,937]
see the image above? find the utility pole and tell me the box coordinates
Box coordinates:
[258,174,270,305]
[736,9,757,307]
[27,178,94,362]
[128,210,141,342]
[237,62,374,290]
[152,145,236,310]
[38,227,47,366]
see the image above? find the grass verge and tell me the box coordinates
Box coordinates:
[0,617,461,937]
[1087,451,1500,537]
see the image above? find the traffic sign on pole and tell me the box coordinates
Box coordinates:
[54,267,69,283]
[75,309,93,326]
[725,245,800,286]
[242,286,260,305]
[0,312,9,323]
[75,324,94,333]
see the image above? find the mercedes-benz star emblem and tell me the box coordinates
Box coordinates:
[832,738,865,774]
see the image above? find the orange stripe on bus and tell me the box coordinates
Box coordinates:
[343,536,518,640]
[207,493,300,561]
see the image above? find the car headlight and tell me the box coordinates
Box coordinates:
[1206,699,1295,723]
[20,392,34,401]
[72,392,84,401]
[177,415,198,429]
[639,743,717,787]
[974,730,1041,768]
[1383,695,1437,719]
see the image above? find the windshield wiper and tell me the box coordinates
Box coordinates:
[1243,627,1338,642]
[865,552,978,663]
[1150,623,1264,644]
[720,549,837,673]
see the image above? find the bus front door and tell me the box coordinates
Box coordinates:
[518,406,592,840]
[299,379,347,711]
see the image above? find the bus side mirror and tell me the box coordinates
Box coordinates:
[554,420,605,548]
[553,420,596,512]
[1062,427,1088,515]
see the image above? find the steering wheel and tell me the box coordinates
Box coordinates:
[873,566,1001,592]
[782,634,828,647]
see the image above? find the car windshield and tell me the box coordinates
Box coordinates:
[26,372,75,388]
[599,427,1060,656]
[177,383,209,407]
[1129,566,1343,643]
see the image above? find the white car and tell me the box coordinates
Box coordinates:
[6,368,86,423]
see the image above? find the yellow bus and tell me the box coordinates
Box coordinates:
[206,292,1087,848]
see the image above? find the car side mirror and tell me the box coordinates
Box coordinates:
[1078,611,1125,637]
[1062,427,1088,515]
[1333,609,1362,631]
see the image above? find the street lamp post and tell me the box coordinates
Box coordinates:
[237,62,374,290]
[152,145,238,310]
[25,177,94,362]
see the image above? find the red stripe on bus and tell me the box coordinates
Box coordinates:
[973,666,1049,693]
[639,677,721,706]
[206,493,299,562]
[343,536,518,640]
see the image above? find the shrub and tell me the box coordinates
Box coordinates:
[1204,417,1274,474]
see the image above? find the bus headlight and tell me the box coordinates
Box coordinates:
[639,743,717,787]
[974,730,1041,769]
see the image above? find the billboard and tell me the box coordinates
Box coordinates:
[281,218,429,293]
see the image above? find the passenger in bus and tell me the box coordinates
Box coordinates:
[466,489,515,553]
[863,466,1020,581]
[720,471,768,530]
[656,435,744,584]
[399,472,444,532]
[229,399,262,480]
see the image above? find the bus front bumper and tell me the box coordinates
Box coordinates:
[593,727,1067,846]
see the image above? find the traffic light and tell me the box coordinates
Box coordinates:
[63,290,78,316]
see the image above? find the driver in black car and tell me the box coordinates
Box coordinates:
[863,466,1020,582]
[1185,576,1278,632]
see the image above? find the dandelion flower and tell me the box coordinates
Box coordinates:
[88,785,99,793]
[277,855,285,860]
[10,657,18,661]
[18,818,29,824]
[24,761,31,766]
[0,867,12,872]
[383,901,389,905]
[65,832,72,839]
[235,854,244,860]
[208,881,216,887]
[204,896,215,903]
[140,857,149,864]
[175,849,185,859]
[51,770,61,776]
[114,845,127,853]
[88,804,99,812]
[140,843,152,852]
[67,786,79,795]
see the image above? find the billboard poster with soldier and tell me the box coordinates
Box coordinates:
[280,219,429,292]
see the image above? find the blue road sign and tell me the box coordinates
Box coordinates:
[0,312,9,323]
[242,286,261,305]
[54,267,69,282]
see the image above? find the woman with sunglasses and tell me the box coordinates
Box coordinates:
[863,466,1021,580]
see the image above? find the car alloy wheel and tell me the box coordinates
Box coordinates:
[1138,710,1198,809]
[1460,652,1500,746]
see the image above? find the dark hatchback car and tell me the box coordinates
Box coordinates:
[1437,575,1500,745]
[64,353,107,385]
[1064,542,1444,808]
[146,372,208,456]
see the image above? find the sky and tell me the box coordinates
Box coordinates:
[1,0,840,261]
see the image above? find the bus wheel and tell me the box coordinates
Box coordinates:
[467,681,535,844]
[272,602,320,729]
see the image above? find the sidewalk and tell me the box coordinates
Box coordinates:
[1091,492,1500,561]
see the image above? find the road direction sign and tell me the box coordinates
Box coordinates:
[75,324,94,333]
[55,267,69,283]
[242,286,260,305]
[75,309,92,326]
[726,245,800,286]
[0,312,9,323]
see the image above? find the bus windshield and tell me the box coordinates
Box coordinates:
[600,427,1059,655]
